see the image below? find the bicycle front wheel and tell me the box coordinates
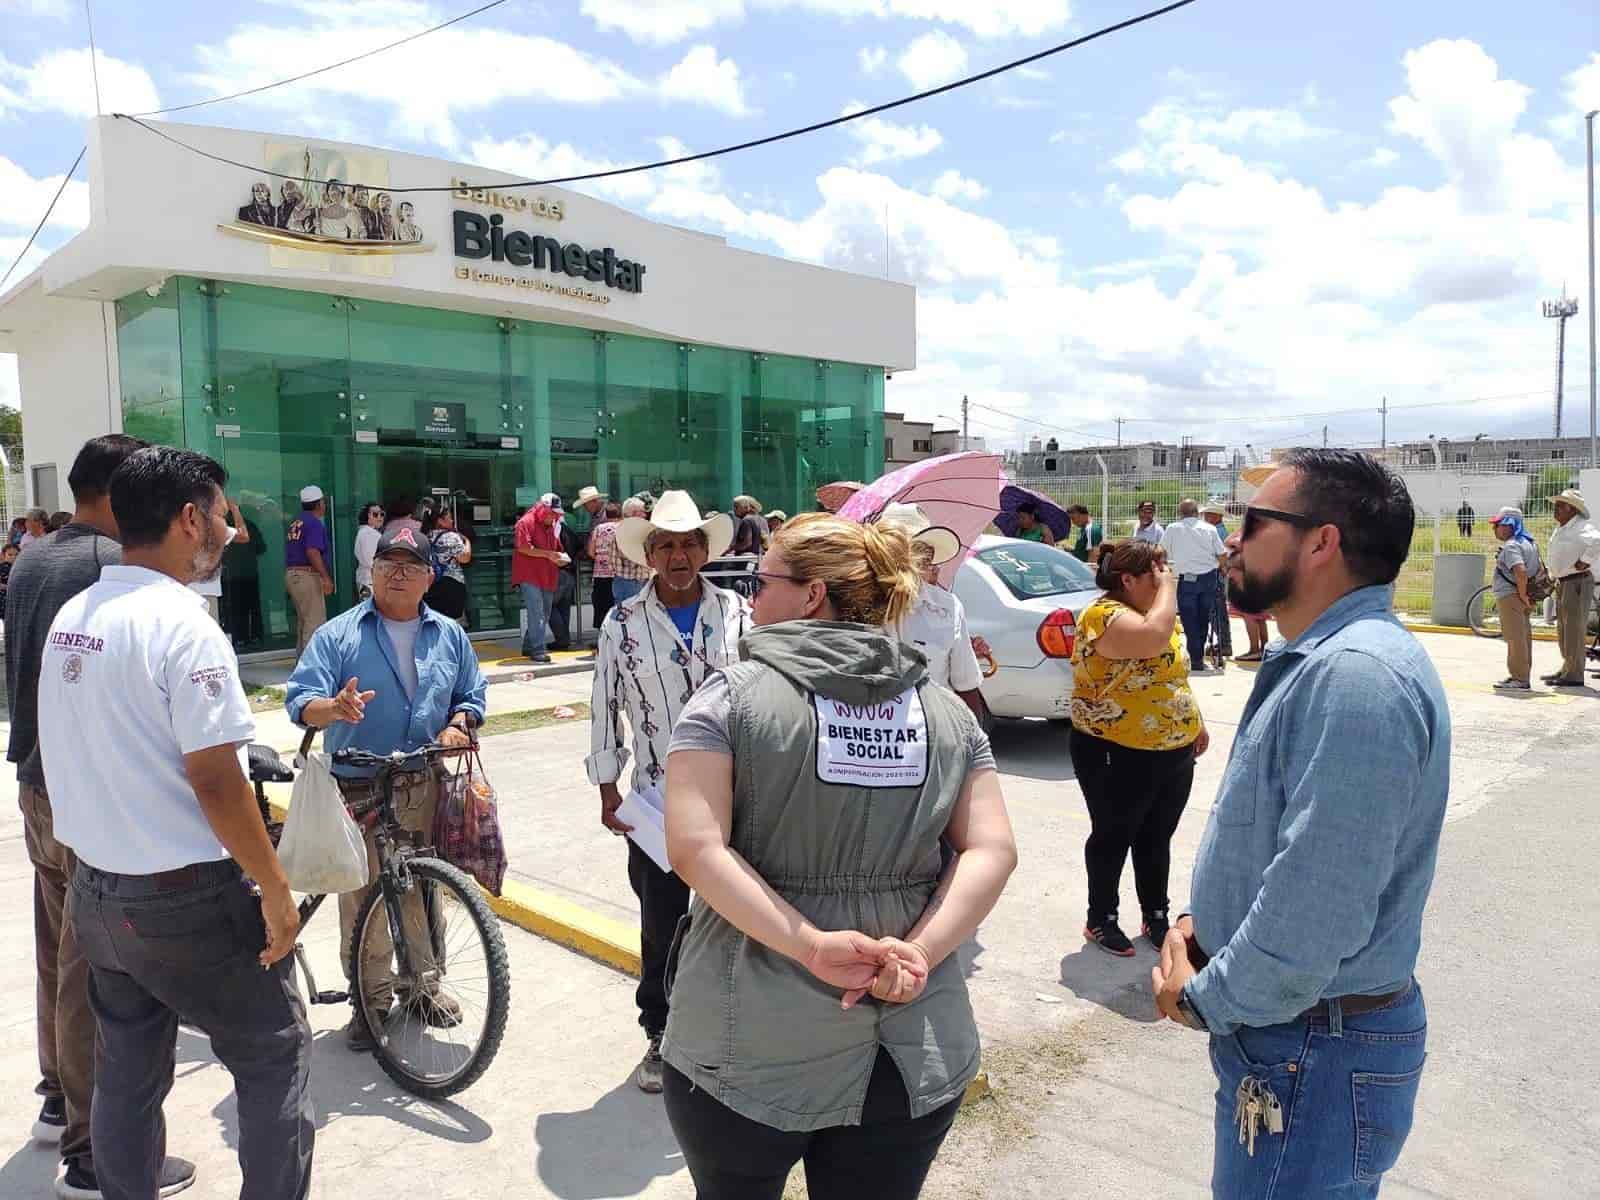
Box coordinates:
[1466,586,1502,639]
[349,856,510,1099]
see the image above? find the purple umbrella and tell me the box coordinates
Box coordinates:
[994,485,1072,542]
[837,452,1006,588]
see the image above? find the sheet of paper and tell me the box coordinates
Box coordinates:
[617,788,671,874]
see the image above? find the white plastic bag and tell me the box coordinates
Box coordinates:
[277,750,368,895]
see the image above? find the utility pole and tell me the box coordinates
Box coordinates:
[1322,425,1329,448]
[1587,110,1597,467]
[1381,396,1387,450]
[961,394,969,452]
[1544,291,1579,438]
[1115,417,1126,446]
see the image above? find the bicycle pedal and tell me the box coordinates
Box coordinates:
[312,990,349,1005]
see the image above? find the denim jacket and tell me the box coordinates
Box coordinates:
[1184,585,1450,1034]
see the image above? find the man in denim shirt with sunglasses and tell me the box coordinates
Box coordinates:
[1152,450,1449,1198]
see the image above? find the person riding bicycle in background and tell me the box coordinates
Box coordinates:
[286,524,488,1051]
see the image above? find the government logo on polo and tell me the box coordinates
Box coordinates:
[190,666,231,700]
[62,655,83,684]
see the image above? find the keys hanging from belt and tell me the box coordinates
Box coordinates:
[1233,1076,1284,1157]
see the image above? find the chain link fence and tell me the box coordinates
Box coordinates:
[1007,456,1599,621]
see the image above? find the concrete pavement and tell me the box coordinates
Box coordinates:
[1,623,1594,1197]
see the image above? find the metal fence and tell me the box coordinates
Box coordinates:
[1008,456,1600,619]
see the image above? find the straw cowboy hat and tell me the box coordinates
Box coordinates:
[575,485,607,507]
[1553,489,1589,519]
[616,490,734,567]
[875,501,962,566]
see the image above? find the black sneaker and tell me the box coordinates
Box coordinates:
[1084,919,1136,958]
[32,1093,65,1144]
[636,1034,664,1093]
[1142,911,1171,949]
[56,1156,196,1198]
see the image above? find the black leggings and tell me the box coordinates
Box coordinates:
[663,1049,961,1200]
[1069,727,1196,927]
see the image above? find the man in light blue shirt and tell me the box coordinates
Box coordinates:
[1152,450,1449,1198]
[286,525,487,1049]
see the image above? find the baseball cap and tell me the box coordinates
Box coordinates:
[375,524,430,565]
[1488,506,1524,524]
[540,491,564,512]
[300,485,324,504]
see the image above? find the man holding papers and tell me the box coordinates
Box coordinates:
[586,492,751,1094]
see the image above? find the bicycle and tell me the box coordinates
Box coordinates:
[246,740,511,1099]
[1466,585,1501,638]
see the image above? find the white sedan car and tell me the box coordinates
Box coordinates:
[952,534,1102,721]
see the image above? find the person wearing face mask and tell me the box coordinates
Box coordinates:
[37,447,308,1199]
[188,496,250,623]
[1069,539,1210,958]
[286,523,487,1052]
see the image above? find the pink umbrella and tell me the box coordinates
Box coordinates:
[838,452,1007,588]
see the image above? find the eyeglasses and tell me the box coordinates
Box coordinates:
[1241,506,1322,540]
[373,560,430,580]
[751,571,809,597]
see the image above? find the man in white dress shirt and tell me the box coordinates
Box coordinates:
[1160,498,1228,673]
[1543,488,1600,686]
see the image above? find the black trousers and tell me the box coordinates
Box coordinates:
[592,576,615,631]
[627,840,690,1037]
[1069,728,1196,927]
[549,570,576,648]
[664,1049,961,1200]
[423,575,468,620]
[68,859,314,1200]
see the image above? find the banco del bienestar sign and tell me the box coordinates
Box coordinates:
[452,210,648,300]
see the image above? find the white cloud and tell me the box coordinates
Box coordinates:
[1564,52,1599,112]
[930,169,986,202]
[897,31,967,90]
[0,0,72,16]
[467,134,658,203]
[658,45,751,117]
[187,14,649,148]
[580,0,744,44]
[1362,147,1400,168]
[881,0,1070,38]
[0,154,89,233]
[858,46,888,75]
[842,107,942,165]
[0,47,160,118]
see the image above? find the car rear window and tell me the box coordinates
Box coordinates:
[976,542,1098,600]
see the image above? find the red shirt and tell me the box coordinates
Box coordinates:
[512,506,560,590]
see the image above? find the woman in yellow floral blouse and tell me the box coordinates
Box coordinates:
[1069,539,1210,957]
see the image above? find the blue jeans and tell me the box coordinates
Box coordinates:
[1209,981,1427,1199]
[520,582,554,657]
[611,577,646,604]
[1178,571,1218,668]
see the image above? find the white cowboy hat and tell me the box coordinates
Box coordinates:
[575,485,607,506]
[875,501,962,566]
[1554,489,1589,518]
[616,490,734,567]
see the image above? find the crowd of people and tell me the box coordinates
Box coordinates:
[3,435,1459,1199]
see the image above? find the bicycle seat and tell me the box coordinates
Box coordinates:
[247,743,295,784]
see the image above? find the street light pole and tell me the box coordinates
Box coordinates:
[1587,109,1597,468]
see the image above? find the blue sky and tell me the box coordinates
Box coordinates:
[3,0,1598,454]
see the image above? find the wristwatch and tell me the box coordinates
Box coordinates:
[1175,988,1208,1032]
[449,711,478,731]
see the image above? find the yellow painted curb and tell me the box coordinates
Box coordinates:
[1404,621,1558,642]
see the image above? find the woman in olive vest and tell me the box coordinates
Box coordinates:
[662,513,1017,1200]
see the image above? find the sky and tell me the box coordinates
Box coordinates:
[2,0,1598,457]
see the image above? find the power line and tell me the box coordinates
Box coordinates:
[134,0,511,117]
[0,146,86,293]
[113,0,1200,194]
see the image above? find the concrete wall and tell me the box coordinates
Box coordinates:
[16,296,120,504]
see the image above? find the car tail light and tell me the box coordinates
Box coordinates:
[1037,608,1076,659]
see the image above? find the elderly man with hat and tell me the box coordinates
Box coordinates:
[285,484,334,660]
[586,491,751,1094]
[1133,500,1165,544]
[1200,502,1234,661]
[877,502,988,722]
[286,523,488,1049]
[1544,488,1600,686]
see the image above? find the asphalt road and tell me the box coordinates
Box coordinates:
[0,626,1592,1198]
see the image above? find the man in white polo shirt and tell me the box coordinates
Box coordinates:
[38,447,313,1200]
[1159,497,1228,673]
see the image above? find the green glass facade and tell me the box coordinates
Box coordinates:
[115,276,885,653]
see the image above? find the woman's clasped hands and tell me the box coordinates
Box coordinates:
[800,929,935,1011]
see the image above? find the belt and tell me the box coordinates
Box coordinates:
[337,768,434,792]
[1179,570,1217,583]
[78,858,241,895]
[1297,986,1407,1024]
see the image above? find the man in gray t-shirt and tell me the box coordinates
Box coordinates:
[1488,506,1542,691]
[2,434,167,1190]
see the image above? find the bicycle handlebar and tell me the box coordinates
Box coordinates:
[331,742,470,774]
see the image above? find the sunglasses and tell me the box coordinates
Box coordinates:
[373,560,430,580]
[1241,506,1322,540]
[751,571,809,597]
